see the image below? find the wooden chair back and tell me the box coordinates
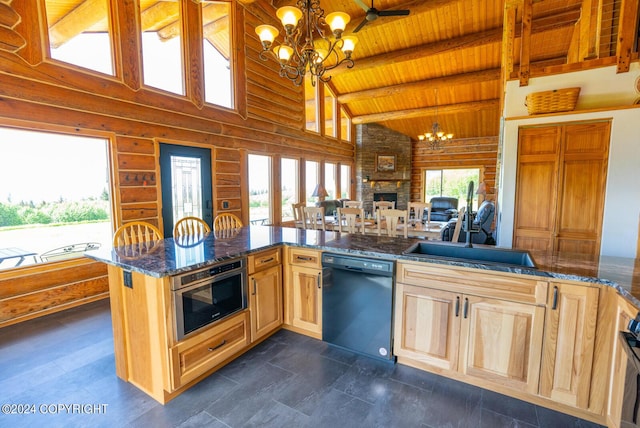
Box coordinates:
[336,207,365,234]
[173,216,211,237]
[113,221,163,247]
[373,201,395,211]
[451,207,466,242]
[291,202,306,227]
[303,206,326,230]
[408,202,431,225]
[213,213,243,230]
[342,200,363,208]
[377,209,409,238]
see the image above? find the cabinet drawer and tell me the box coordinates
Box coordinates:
[397,261,547,305]
[287,247,322,268]
[248,247,281,274]
[170,311,249,389]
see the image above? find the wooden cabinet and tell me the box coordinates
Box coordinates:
[395,261,547,395]
[284,247,322,338]
[514,121,610,258]
[247,248,283,342]
[539,281,599,409]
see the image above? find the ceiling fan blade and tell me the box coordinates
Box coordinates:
[353,0,370,13]
[378,10,411,17]
[353,18,369,33]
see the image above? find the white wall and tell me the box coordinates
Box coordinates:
[498,63,640,258]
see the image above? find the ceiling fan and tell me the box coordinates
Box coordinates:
[353,0,411,33]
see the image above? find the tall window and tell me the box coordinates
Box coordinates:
[340,164,351,199]
[425,168,480,210]
[202,1,233,108]
[340,107,351,142]
[324,163,337,199]
[324,88,336,138]
[305,160,319,204]
[281,158,299,222]
[305,75,318,132]
[0,127,111,270]
[140,1,184,95]
[45,0,114,75]
[248,154,271,224]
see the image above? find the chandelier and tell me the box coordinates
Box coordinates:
[418,90,453,150]
[255,0,358,86]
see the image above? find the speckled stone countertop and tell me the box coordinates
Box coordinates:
[86,225,640,307]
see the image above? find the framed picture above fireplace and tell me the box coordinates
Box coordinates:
[376,154,396,172]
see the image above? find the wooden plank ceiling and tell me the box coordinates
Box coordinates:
[44,0,588,140]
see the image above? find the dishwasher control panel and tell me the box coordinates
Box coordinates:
[322,253,394,275]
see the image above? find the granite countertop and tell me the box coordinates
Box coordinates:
[85,225,640,307]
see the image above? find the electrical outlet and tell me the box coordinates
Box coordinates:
[222,200,229,209]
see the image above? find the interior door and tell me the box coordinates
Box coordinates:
[160,143,213,237]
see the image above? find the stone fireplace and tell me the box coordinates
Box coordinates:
[356,123,411,213]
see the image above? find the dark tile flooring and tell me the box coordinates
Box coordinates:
[0,299,604,428]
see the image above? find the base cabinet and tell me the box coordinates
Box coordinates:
[248,248,283,343]
[284,247,322,338]
[394,281,545,394]
[539,281,599,409]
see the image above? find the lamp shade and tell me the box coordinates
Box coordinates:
[312,184,328,198]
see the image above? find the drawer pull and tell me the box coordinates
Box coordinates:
[455,296,460,317]
[463,298,469,319]
[317,272,321,288]
[261,257,274,264]
[296,256,312,261]
[252,278,257,295]
[208,339,227,352]
[552,286,559,310]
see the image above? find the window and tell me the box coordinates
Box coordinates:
[324,87,336,138]
[340,107,351,142]
[305,75,318,132]
[248,154,271,225]
[324,163,336,199]
[425,168,480,210]
[340,164,351,199]
[139,1,184,95]
[202,1,233,108]
[0,127,111,270]
[281,158,299,222]
[305,160,319,204]
[45,0,114,75]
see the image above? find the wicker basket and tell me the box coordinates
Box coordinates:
[525,87,580,115]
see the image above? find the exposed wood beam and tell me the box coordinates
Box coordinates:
[616,0,639,73]
[48,0,108,48]
[351,99,500,124]
[519,0,532,86]
[337,68,501,104]
[501,1,517,117]
[327,5,581,77]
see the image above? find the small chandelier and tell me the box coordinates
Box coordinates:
[255,0,358,86]
[418,90,453,149]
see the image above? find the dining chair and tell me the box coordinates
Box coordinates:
[291,202,306,228]
[408,202,432,225]
[376,209,409,238]
[336,207,365,234]
[173,216,211,237]
[113,221,163,247]
[303,206,326,230]
[213,213,243,230]
[342,200,363,208]
[451,207,466,242]
[373,201,395,211]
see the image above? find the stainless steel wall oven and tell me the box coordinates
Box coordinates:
[171,258,247,341]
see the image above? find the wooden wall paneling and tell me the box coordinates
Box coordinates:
[10,0,42,65]
[214,147,243,219]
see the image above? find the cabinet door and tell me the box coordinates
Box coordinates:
[289,265,322,336]
[459,295,545,394]
[394,283,461,371]
[540,282,599,408]
[249,265,283,342]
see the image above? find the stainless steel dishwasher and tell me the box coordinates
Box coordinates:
[321,253,395,362]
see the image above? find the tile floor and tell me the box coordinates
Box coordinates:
[0,299,604,428]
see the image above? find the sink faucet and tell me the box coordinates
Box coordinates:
[465,181,474,248]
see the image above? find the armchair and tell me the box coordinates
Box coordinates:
[429,197,459,222]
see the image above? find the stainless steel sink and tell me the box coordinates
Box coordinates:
[403,242,536,268]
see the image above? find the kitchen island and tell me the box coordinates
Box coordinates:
[87,225,640,426]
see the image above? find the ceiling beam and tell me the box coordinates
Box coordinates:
[351,99,500,124]
[337,68,501,104]
[327,4,581,77]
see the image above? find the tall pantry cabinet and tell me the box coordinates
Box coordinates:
[513,121,610,258]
